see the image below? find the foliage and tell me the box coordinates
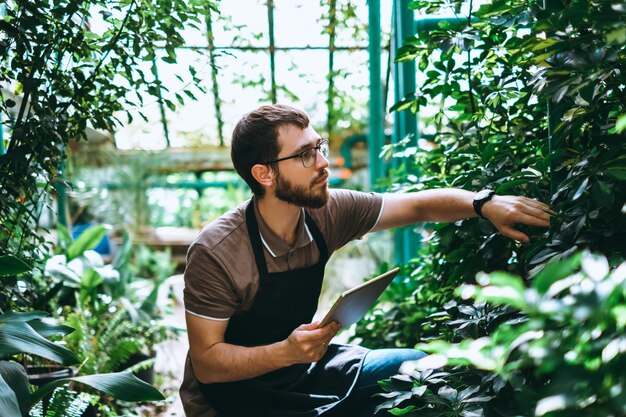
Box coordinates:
[0,0,213,267]
[354,0,626,415]
[44,226,178,374]
[380,252,626,417]
[357,0,625,342]
[0,311,164,417]
[29,387,95,417]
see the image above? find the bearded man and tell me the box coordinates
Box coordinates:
[180,104,554,417]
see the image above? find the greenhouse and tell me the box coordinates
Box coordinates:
[1,0,625,416]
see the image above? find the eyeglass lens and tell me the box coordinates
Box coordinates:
[303,141,329,167]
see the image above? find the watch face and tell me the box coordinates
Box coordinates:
[476,189,492,200]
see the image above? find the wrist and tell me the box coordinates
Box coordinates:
[480,196,497,220]
[275,339,298,367]
[473,189,495,219]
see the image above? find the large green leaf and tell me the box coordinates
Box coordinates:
[66,225,110,261]
[0,373,21,417]
[27,320,75,338]
[0,311,48,322]
[30,371,165,406]
[0,256,31,277]
[0,361,29,417]
[0,312,74,338]
[0,321,80,366]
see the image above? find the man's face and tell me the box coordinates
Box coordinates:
[273,125,330,209]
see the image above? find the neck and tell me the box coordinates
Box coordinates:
[255,194,301,247]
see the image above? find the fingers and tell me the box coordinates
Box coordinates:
[500,225,530,243]
[516,210,550,227]
[520,197,557,216]
[288,327,334,363]
[296,321,320,331]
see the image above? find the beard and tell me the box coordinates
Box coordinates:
[274,170,330,209]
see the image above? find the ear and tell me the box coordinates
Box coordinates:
[251,163,275,189]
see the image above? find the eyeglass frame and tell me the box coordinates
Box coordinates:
[262,139,329,168]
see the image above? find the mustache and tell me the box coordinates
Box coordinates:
[312,169,330,185]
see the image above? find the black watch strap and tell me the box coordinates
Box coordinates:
[473,189,495,219]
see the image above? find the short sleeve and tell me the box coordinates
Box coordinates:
[319,189,383,252]
[183,243,238,320]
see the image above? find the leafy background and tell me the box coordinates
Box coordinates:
[354,0,626,415]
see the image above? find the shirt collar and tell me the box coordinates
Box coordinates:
[253,200,314,257]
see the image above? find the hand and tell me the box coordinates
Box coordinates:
[283,321,341,364]
[481,195,555,243]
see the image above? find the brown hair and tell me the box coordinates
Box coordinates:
[231,104,310,196]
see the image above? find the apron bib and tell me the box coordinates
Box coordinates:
[197,200,367,417]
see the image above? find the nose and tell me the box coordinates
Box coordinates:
[315,148,329,169]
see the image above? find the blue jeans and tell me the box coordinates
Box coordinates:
[334,349,427,417]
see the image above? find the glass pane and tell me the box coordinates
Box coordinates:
[273,0,327,48]
[332,51,370,131]
[214,50,273,144]
[113,58,167,150]
[212,0,269,48]
[274,50,329,129]
[155,49,216,147]
[334,0,369,48]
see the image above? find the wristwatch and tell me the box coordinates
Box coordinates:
[473,189,495,219]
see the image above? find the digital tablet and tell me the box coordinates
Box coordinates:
[319,267,400,328]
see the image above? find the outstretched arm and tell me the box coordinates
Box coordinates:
[370,188,554,243]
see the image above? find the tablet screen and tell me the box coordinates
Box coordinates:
[319,267,400,328]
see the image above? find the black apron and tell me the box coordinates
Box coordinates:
[197,200,367,417]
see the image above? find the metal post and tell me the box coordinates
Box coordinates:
[391,0,420,265]
[206,6,225,147]
[326,0,337,139]
[368,0,385,189]
[267,0,277,103]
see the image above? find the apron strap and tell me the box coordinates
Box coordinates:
[245,198,269,276]
[304,210,328,263]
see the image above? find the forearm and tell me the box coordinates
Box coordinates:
[373,188,476,231]
[192,339,293,384]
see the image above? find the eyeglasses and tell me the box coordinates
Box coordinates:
[264,139,329,168]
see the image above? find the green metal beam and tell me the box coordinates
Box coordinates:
[368,0,385,189]
[103,180,242,190]
[326,0,337,139]
[267,0,277,103]
[206,6,225,147]
[392,0,420,265]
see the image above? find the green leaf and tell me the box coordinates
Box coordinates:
[0,373,21,417]
[605,167,626,180]
[571,177,589,201]
[66,225,110,261]
[56,223,72,250]
[0,311,48,323]
[0,256,31,277]
[476,271,526,295]
[0,321,80,366]
[27,320,75,338]
[0,361,29,417]
[30,372,165,407]
[615,114,626,133]
[613,306,626,329]
[80,268,103,291]
[533,253,582,294]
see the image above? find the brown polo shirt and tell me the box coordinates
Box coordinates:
[183,188,383,320]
